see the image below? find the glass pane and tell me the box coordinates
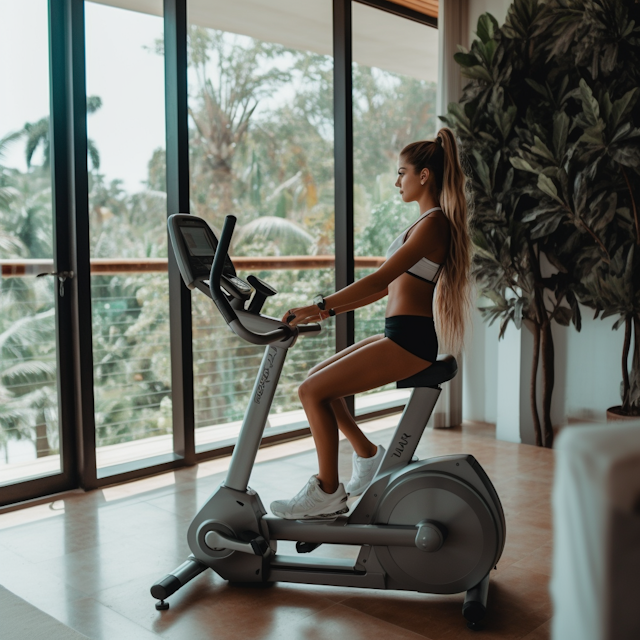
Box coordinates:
[352,4,437,409]
[186,0,335,449]
[0,0,61,485]
[85,1,171,470]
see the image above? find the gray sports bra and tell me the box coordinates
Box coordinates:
[385,206,444,285]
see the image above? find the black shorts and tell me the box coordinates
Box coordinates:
[384,315,438,363]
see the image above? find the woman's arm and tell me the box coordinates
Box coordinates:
[326,289,388,317]
[284,214,445,325]
[284,289,388,324]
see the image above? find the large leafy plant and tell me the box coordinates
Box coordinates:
[443,0,640,446]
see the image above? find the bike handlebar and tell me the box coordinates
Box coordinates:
[209,215,295,346]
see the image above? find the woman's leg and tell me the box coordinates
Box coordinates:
[299,337,432,493]
[308,335,383,458]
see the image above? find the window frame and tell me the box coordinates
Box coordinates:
[0,0,437,509]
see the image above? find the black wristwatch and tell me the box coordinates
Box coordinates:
[313,294,326,310]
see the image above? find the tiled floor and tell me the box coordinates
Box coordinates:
[0,417,555,639]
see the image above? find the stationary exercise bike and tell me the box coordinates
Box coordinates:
[151,213,506,629]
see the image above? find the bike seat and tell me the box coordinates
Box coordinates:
[396,354,458,389]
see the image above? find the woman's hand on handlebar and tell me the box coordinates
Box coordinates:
[283,305,326,326]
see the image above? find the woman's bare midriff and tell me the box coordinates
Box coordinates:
[385,273,435,318]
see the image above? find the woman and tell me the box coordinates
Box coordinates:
[270,127,471,519]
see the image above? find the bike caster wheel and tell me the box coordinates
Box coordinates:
[155,600,170,611]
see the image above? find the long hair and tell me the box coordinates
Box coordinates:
[400,128,472,354]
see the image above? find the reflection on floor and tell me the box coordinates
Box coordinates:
[0,417,554,640]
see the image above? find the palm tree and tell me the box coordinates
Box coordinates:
[0,309,57,459]
[23,95,103,169]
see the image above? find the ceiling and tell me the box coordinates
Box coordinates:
[91,0,438,82]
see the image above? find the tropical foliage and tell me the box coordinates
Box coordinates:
[444,0,640,446]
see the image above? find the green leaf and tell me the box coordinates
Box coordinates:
[525,78,550,100]
[531,136,556,163]
[510,156,538,173]
[514,297,524,329]
[554,306,572,326]
[472,149,493,195]
[482,39,498,67]
[578,79,601,128]
[612,316,627,331]
[499,309,516,340]
[478,131,499,145]
[523,208,564,239]
[461,65,494,83]
[601,92,613,128]
[537,174,564,204]
[476,13,498,44]
[446,102,473,136]
[454,52,480,68]
[552,112,569,159]
[579,123,605,147]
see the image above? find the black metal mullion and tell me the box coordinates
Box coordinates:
[164,0,195,466]
[333,0,355,415]
[68,0,98,490]
[48,0,79,496]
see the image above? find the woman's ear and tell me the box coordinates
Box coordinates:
[420,168,429,185]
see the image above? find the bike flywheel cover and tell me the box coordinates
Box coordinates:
[373,472,499,594]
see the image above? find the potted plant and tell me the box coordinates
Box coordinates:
[443,0,640,444]
[523,0,640,419]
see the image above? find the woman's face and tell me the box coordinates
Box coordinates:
[395,155,427,203]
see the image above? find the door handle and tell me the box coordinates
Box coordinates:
[37,270,74,297]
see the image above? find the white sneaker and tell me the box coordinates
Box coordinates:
[346,445,386,496]
[270,476,349,520]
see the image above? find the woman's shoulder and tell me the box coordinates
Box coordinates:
[411,208,450,236]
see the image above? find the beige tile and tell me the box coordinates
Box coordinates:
[266,602,432,640]
[52,596,160,640]
[521,618,551,639]
[34,535,186,596]
[0,418,556,639]
[96,571,340,640]
[512,542,554,577]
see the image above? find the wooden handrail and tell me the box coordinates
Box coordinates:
[390,1,438,18]
[0,256,385,277]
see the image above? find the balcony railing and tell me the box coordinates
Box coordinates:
[1,255,409,482]
[1,256,385,276]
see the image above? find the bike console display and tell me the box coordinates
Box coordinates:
[168,214,252,301]
[168,213,317,346]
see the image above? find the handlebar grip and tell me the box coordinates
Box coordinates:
[209,216,238,324]
[296,323,322,336]
[229,320,292,345]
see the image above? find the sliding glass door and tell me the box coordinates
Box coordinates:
[0,0,64,489]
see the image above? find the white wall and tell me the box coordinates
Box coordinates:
[468,0,512,35]
[461,0,625,428]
